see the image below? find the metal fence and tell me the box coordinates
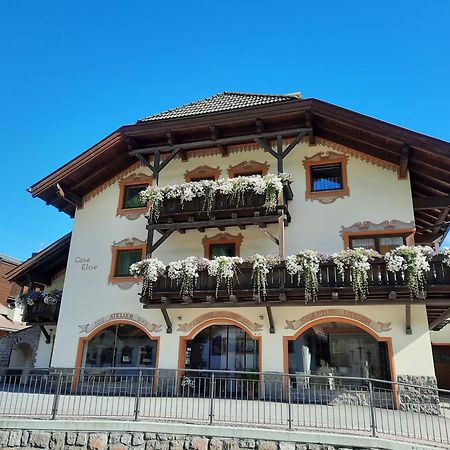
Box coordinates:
[0,368,449,446]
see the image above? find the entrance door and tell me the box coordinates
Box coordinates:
[432,345,450,390]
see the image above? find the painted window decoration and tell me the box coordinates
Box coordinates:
[123,184,148,209]
[83,324,157,368]
[115,249,143,277]
[227,160,269,178]
[311,163,343,192]
[350,235,405,254]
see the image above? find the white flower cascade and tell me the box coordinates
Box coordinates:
[139,173,291,222]
[332,248,380,302]
[130,258,166,298]
[248,254,280,299]
[385,245,434,299]
[286,250,323,303]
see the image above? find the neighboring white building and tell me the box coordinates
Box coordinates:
[10,93,450,392]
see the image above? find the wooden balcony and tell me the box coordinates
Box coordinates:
[148,182,293,232]
[140,256,450,309]
[23,302,60,324]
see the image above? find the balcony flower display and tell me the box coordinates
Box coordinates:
[208,256,244,296]
[139,173,291,222]
[385,245,434,299]
[286,250,324,303]
[130,258,166,298]
[443,247,450,267]
[15,289,62,307]
[249,254,280,299]
[332,248,380,302]
[167,256,209,297]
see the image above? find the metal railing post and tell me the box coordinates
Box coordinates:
[51,371,63,420]
[367,380,377,437]
[134,370,143,421]
[287,376,292,431]
[209,372,215,425]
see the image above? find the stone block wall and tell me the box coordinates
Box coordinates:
[0,325,41,368]
[0,429,384,450]
[397,375,440,415]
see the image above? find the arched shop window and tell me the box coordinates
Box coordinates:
[186,325,258,374]
[83,324,157,368]
[287,321,391,383]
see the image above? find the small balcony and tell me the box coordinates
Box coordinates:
[140,255,450,308]
[23,302,60,324]
[147,181,293,232]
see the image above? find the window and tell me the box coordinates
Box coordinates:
[209,243,236,258]
[83,324,157,368]
[109,239,146,283]
[311,163,343,192]
[202,233,243,258]
[123,184,147,209]
[303,152,349,202]
[117,173,152,218]
[114,249,142,277]
[350,235,405,254]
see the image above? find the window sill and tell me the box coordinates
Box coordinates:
[116,207,148,220]
[305,187,350,204]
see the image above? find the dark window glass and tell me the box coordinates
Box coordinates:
[350,235,405,254]
[209,243,236,258]
[115,250,142,277]
[190,176,216,182]
[123,184,147,209]
[311,164,343,192]
[84,324,157,368]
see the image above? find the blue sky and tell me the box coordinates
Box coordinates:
[0,1,449,260]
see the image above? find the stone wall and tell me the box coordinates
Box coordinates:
[0,325,41,367]
[0,429,392,450]
[397,375,440,415]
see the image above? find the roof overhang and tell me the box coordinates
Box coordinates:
[5,233,71,286]
[28,98,450,243]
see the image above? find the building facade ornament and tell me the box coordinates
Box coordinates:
[340,219,416,236]
[285,308,392,333]
[184,165,221,182]
[227,160,270,177]
[178,311,264,334]
[78,312,162,335]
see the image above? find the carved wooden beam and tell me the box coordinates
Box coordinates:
[398,144,410,179]
[433,207,450,234]
[266,306,275,334]
[413,195,450,210]
[429,306,450,331]
[55,183,82,208]
[39,325,51,344]
[405,304,412,335]
[161,308,172,333]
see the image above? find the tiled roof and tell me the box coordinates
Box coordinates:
[138,92,302,122]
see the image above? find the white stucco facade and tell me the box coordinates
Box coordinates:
[47,141,440,381]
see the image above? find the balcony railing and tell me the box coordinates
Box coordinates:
[23,301,60,324]
[140,255,450,307]
[148,182,293,230]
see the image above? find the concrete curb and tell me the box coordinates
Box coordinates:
[0,418,440,450]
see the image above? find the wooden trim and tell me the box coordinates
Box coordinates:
[282,316,396,386]
[342,228,416,250]
[432,343,450,346]
[116,173,152,219]
[303,152,349,203]
[177,318,262,375]
[184,165,221,182]
[202,232,243,258]
[108,243,146,284]
[227,160,269,178]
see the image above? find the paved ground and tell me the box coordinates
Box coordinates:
[0,391,449,447]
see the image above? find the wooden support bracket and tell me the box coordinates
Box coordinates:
[161,308,172,333]
[405,304,412,335]
[398,144,410,179]
[39,325,51,344]
[266,306,275,334]
[55,183,82,208]
[429,306,450,331]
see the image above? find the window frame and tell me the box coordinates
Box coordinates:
[349,234,408,254]
[310,163,344,192]
[202,233,243,258]
[303,153,350,202]
[109,244,146,283]
[116,173,152,218]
